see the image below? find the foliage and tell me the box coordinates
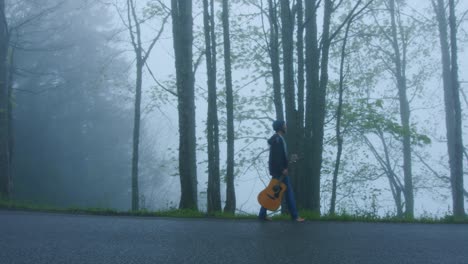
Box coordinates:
[3,198,468,223]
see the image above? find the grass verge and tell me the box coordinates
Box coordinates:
[1,198,467,224]
[0,198,256,219]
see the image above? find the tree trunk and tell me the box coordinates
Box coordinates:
[303,0,320,210]
[126,0,169,211]
[296,0,305,142]
[7,47,13,174]
[0,0,10,198]
[280,0,296,153]
[433,0,465,218]
[379,130,404,217]
[303,0,333,213]
[127,0,144,211]
[280,0,296,215]
[222,0,236,214]
[363,132,404,217]
[172,0,198,210]
[294,0,305,208]
[203,0,221,213]
[448,0,465,218]
[388,0,413,218]
[267,0,284,121]
[330,17,352,215]
[131,56,142,211]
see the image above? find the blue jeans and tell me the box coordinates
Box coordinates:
[259,176,298,220]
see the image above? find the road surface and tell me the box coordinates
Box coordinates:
[1,210,467,264]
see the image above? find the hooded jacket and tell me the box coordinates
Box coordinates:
[267,133,288,178]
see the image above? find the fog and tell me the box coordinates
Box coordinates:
[4,0,468,217]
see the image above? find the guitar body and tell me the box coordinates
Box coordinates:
[257,178,287,211]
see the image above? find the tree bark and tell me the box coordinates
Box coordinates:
[303,0,320,210]
[448,0,465,217]
[125,0,142,211]
[129,3,170,210]
[131,55,142,211]
[303,0,333,213]
[203,0,221,213]
[222,0,236,214]
[388,0,413,218]
[363,132,404,217]
[379,130,404,217]
[280,0,297,215]
[433,0,465,218]
[280,0,296,151]
[171,0,198,210]
[330,17,352,215]
[296,0,305,141]
[267,0,284,121]
[294,0,305,208]
[0,0,10,198]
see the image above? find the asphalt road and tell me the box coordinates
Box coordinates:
[1,210,467,264]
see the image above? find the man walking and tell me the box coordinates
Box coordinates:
[259,120,304,222]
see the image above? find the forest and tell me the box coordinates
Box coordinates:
[0,0,467,219]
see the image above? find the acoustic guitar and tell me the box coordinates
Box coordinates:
[257,154,298,211]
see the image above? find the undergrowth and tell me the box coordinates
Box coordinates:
[1,198,467,224]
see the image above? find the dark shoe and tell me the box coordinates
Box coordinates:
[259,216,273,221]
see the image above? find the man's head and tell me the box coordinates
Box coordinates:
[272,120,286,134]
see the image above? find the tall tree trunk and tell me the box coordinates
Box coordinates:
[388,0,413,218]
[131,56,142,211]
[127,0,144,211]
[125,1,169,211]
[203,0,221,213]
[280,3,296,147]
[294,0,305,208]
[448,0,464,218]
[0,0,10,198]
[280,0,297,215]
[304,0,333,213]
[296,0,305,141]
[330,17,352,215]
[267,0,284,121]
[7,47,13,174]
[172,0,198,210]
[303,0,320,210]
[433,0,465,218]
[280,0,296,151]
[222,0,236,214]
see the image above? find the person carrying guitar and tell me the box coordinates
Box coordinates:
[258,120,305,222]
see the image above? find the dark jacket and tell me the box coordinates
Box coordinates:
[268,133,288,177]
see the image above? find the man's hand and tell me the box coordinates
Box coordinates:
[290,154,298,163]
[282,168,288,175]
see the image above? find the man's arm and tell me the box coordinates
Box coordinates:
[278,137,288,175]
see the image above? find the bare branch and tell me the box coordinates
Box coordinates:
[144,61,177,97]
[142,12,170,63]
[127,0,141,54]
[234,73,269,93]
[9,1,66,32]
[329,0,374,42]
[457,8,468,28]
[193,48,206,76]
[333,0,345,12]
[316,0,322,9]
[415,152,450,182]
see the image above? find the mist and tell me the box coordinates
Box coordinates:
[1,0,467,218]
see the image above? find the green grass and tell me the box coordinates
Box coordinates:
[1,198,467,224]
[0,198,257,219]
